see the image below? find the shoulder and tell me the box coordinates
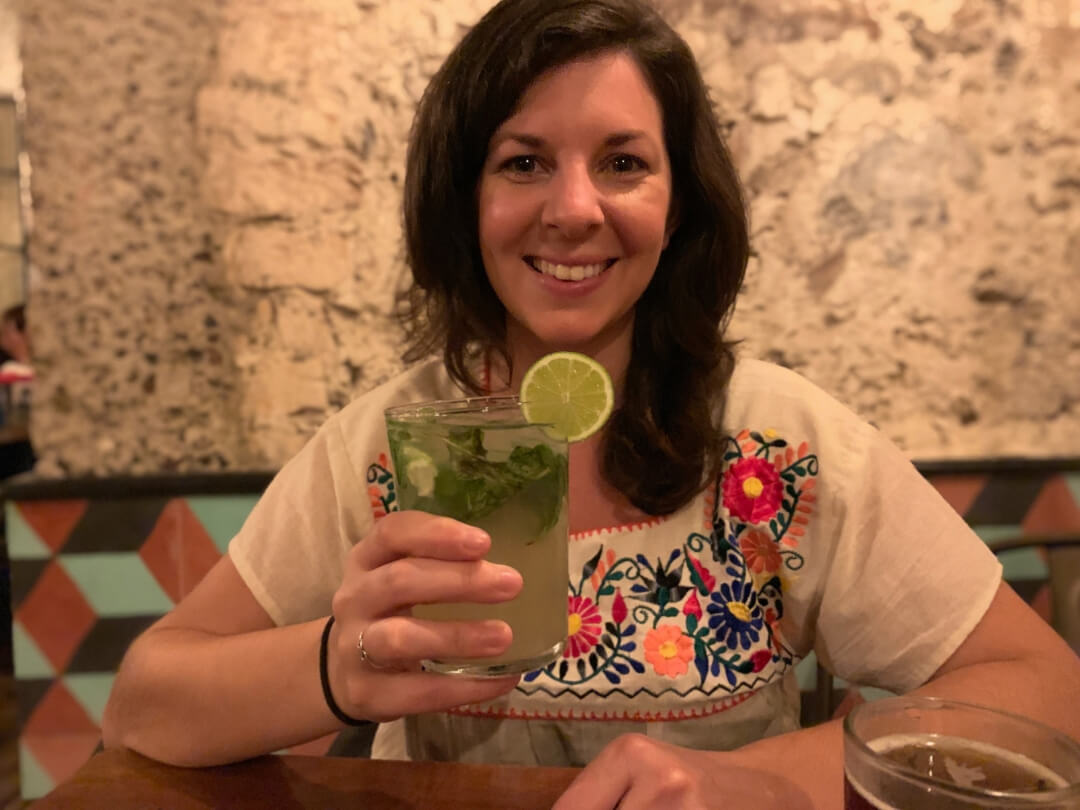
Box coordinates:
[720,357,881,497]
[726,358,858,422]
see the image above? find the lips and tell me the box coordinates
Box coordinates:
[526,257,617,281]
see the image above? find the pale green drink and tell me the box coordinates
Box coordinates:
[385,396,568,677]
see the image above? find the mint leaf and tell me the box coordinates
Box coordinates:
[392,422,566,540]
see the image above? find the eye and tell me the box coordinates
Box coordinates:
[608,154,647,174]
[501,155,539,174]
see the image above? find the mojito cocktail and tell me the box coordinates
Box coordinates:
[385,396,569,677]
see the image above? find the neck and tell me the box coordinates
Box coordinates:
[496,320,634,397]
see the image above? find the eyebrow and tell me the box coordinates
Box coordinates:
[491,130,653,150]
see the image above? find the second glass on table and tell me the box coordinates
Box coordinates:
[385,395,569,677]
[844,696,1080,809]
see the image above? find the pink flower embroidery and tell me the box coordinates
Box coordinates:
[722,457,782,524]
[644,625,694,678]
[687,553,716,593]
[565,595,602,658]
[683,591,702,620]
[750,649,772,672]
[739,529,782,573]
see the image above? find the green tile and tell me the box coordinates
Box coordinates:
[63,673,116,726]
[5,503,50,560]
[18,742,53,799]
[59,553,173,616]
[185,495,260,553]
[972,526,1049,580]
[12,621,54,679]
[973,524,1025,545]
[1066,473,1080,509]
[997,548,1050,580]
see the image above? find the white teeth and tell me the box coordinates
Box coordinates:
[533,258,609,280]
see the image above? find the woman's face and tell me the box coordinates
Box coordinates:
[477,50,673,362]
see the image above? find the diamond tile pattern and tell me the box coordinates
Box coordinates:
[140,500,225,603]
[16,501,88,555]
[7,493,259,798]
[14,562,96,672]
[6,472,1078,799]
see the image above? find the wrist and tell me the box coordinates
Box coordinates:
[319,616,367,726]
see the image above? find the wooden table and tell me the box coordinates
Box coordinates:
[34,749,581,808]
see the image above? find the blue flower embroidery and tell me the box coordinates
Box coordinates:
[707,581,763,650]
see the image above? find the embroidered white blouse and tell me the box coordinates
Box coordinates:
[229,357,1002,766]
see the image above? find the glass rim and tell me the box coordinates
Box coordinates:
[843,696,1080,802]
[385,394,528,420]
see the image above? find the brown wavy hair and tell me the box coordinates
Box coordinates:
[399,0,749,516]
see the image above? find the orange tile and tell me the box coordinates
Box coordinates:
[24,681,98,735]
[140,499,224,602]
[177,500,225,597]
[17,500,89,553]
[139,500,183,603]
[925,474,988,518]
[22,732,101,787]
[1022,475,1080,535]
[14,561,97,672]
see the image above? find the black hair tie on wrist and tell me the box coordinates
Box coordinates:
[319,615,368,727]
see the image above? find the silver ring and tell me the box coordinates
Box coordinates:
[356,630,392,670]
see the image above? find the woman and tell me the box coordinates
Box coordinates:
[102,1,1080,806]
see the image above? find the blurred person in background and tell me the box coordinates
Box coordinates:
[0,303,34,479]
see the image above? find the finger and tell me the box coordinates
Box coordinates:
[361,616,514,666]
[616,782,706,810]
[360,671,521,722]
[353,511,490,570]
[552,756,632,810]
[358,557,522,614]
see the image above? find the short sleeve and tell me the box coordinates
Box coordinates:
[814,424,1003,693]
[229,416,373,626]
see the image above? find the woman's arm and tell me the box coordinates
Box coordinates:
[101,556,338,766]
[553,582,1080,809]
[102,512,526,767]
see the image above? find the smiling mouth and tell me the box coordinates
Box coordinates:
[525,257,617,281]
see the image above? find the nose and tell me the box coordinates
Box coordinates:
[541,162,603,238]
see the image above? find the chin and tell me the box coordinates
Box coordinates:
[531,328,604,353]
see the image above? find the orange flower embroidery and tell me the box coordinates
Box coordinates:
[739,529,782,574]
[644,625,694,678]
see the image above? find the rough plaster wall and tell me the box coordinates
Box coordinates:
[21,0,1080,476]
[686,0,1080,457]
[20,0,248,476]
[197,0,491,463]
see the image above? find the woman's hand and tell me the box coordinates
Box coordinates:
[326,510,524,723]
[552,734,815,810]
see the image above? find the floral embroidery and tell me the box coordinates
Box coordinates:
[722,456,782,523]
[367,453,398,519]
[739,530,782,574]
[707,581,763,650]
[566,595,603,658]
[523,428,819,696]
[644,625,695,678]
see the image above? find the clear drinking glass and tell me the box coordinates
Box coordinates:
[384,395,569,677]
[844,696,1080,809]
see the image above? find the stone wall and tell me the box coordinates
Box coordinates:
[19,0,248,475]
[20,0,1080,477]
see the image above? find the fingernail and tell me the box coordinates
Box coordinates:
[496,567,522,589]
[481,621,511,646]
[463,531,489,554]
